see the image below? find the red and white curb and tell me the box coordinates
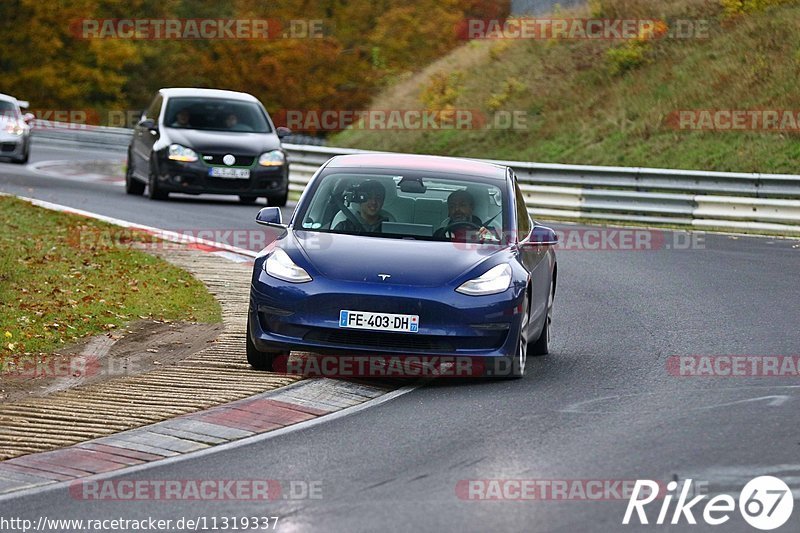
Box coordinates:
[0,380,415,498]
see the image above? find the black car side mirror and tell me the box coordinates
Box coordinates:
[276,126,291,139]
[256,207,284,227]
[139,118,157,131]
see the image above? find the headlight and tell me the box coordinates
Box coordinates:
[5,121,24,136]
[265,248,312,283]
[258,150,285,167]
[168,144,198,162]
[456,263,512,296]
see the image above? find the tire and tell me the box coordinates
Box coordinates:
[12,142,28,164]
[246,317,281,371]
[239,195,259,205]
[485,292,529,379]
[529,282,554,356]
[125,154,145,195]
[267,189,288,207]
[147,159,168,200]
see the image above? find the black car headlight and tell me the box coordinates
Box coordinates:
[258,150,285,167]
[168,144,198,162]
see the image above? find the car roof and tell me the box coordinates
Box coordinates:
[0,93,19,104]
[325,153,508,180]
[159,88,260,102]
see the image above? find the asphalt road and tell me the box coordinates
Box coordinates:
[1,139,799,532]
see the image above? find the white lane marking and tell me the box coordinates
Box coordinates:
[0,383,420,503]
[0,192,258,259]
[561,386,800,414]
[693,395,790,410]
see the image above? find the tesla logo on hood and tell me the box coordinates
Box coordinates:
[378,274,391,281]
[223,154,235,166]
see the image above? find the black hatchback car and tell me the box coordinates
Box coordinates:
[126,88,290,205]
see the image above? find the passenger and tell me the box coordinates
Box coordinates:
[334,180,388,233]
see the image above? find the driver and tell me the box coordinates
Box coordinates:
[334,180,388,233]
[171,108,191,127]
[434,190,497,240]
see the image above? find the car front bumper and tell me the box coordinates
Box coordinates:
[0,133,28,158]
[248,267,526,360]
[154,158,288,196]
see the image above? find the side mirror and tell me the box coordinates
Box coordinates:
[276,126,291,139]
[524,225,558,246]
[22,112,35,124]
[256,207,284,227]
[139,118,157,131]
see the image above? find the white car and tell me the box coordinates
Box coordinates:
[0,93,34,164]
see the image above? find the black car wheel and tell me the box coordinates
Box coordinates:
[246,317,283,371]
[484,292,529,379]
[125,153,145,195]
[147,159,168,200]
[12,141,29,164]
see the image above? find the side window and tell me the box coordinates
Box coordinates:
[513,179,532,237]
[144,95,163,122]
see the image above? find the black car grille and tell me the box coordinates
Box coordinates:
[202,153,255,167]
[304,329,507,353]
[1,143,17,152]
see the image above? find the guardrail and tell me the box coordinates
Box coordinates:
[30,123,800,235]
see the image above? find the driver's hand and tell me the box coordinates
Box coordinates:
[476,226,499,242]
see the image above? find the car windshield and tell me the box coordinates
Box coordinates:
[164,97,271,133]
[0,100,18,119]
[297,171,507,243]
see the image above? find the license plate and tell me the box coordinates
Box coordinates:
[209,167,250,179]
[339,310,419,333]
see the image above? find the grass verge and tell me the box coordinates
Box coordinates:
[0,196,222,358]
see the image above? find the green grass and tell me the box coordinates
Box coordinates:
[332,0,800,174]
[0,196,221,358]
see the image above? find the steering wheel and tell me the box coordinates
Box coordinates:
[436,221,483,239]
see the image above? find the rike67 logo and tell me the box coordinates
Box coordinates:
[623,476,794,530]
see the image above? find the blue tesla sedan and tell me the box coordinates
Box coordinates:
[247,154,557,378]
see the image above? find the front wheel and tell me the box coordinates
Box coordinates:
[12,142,29,164]
[529,283,554,356]
[125,155,145,195]
[485,293,529,379]
[246,317,285,371]
[147,160,168,200]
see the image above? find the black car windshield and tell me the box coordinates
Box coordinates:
[297,171,507,243]
[164,97,271,133]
